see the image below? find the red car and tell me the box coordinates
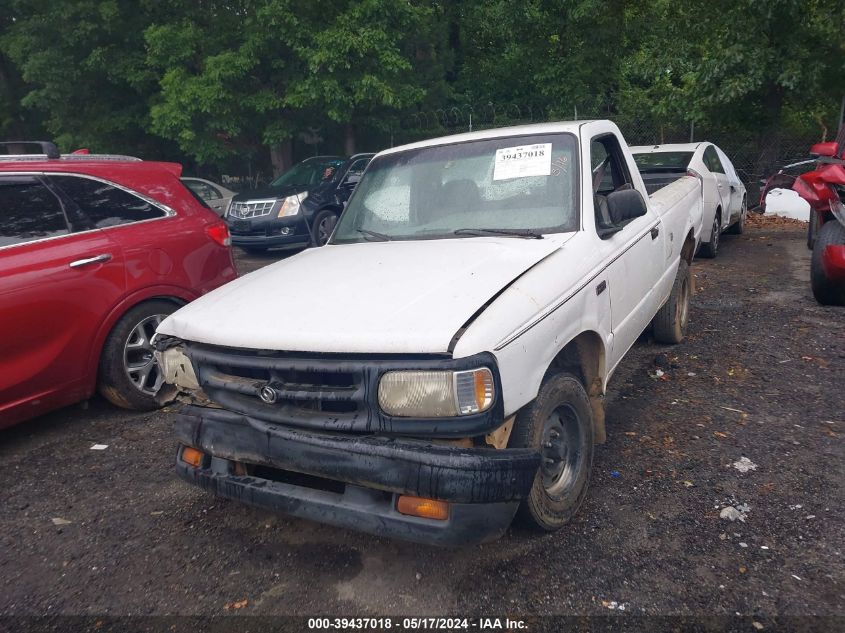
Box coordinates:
[0,142,237,428]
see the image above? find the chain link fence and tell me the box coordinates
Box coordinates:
[392,103,823,203]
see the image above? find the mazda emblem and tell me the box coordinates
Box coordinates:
[259,385,278,404]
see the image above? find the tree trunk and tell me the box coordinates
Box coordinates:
[344,123,356,156]
[269,138,293,177]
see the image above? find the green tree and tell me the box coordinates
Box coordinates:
[0,0,176,156]
[145,0,316,175]
[285,0,432,154]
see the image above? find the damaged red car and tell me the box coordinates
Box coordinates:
[0,142,237,428]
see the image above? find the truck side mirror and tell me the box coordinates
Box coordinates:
[607,189,648,225]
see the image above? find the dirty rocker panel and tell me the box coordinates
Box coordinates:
[184,344,506,438]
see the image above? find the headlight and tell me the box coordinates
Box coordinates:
[278,191,308,217]
[378,368,494,417]
[156,347,200,391]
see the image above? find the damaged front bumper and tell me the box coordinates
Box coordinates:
[174,406,540,546]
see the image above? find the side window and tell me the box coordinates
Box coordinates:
[184,180,220,200]
[345,158,370,180]
[0,177,69,247]
[704,147,724,174]
[591,137,631,195]
[50,175,166,228]
[591,135,636,236]
[715,147,736,180]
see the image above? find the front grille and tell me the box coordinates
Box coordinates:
[187,344,373,431]
[183,343,502,437]
[228,199,276,219]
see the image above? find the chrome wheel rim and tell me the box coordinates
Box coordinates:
[712,216,720,250]
[317,215,337,245]
[540,404,582,498]
[123,314,167,395]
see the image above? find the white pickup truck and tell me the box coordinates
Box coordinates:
[155,120,703,545]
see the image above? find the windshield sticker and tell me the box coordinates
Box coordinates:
[551,155,570,176]
[493,143,552,181]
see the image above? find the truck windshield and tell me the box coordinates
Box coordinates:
[331,133,578,243]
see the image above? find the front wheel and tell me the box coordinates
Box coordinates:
[509,372,594,531]
[810,220,845,306]
[653,259,692,344]
[311,209,339,246]
[98,300,177,410]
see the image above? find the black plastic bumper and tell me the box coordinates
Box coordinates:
[228,215,311,248]
[174,406,540,545]
[230,232,310,248]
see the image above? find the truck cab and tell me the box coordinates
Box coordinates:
[155,121,702,545]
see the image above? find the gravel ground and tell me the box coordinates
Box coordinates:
[1,218,842,626]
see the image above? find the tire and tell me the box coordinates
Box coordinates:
[98,300,177,410]
[509,372,594,531]
[807,209,817,250]
[810,220,845,306]
[240,246,268,255]
[726,197,746,235]
[312,209,339,246]
[699,210,721,258]
[653,259,692,344]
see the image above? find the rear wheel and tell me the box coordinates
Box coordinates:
[653,259,692,344]
[699,211,721,258]
[98,300,177,410]
[810,220,845,306]
[509,372,594,531]
[312,209,339,246]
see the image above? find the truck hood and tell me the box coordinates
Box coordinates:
[157,235,573,354]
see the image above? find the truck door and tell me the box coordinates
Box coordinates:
[590,135,665,370]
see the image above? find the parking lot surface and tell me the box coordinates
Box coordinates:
[1,218,842,620]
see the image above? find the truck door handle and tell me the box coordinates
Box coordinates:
[650,226,659,240]
[596,280,607,295]
[69,253,112,268]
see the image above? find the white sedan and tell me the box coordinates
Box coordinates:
[180,177,236,216]
[631,143,747,258]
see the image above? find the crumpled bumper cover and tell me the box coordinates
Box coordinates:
[174,406,540,545]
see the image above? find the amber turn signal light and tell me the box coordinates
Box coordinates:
[181,446,205,468]
[396,495,449,521]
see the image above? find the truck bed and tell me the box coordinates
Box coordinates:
[638,168,688,195]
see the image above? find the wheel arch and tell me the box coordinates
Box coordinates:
[82,287,195,395]
[681,228,697,264]
[542,330,607,443]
